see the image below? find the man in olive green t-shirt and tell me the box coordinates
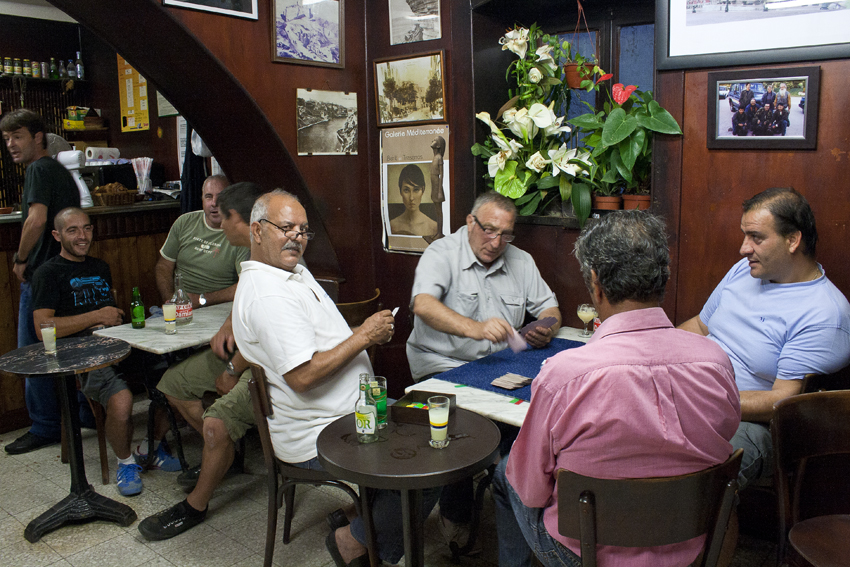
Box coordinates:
[155,175,249,306]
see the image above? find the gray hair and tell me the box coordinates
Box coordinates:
[470,191,517,219]
[250,188,300,226]
[574,211,670,305]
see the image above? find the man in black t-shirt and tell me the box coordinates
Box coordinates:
[31,207,142,496]
[2,109,79,455]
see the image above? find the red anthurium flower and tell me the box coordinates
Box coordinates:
[612,83,638,105]
[595,73,613,85]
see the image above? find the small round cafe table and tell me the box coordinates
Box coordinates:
[0,336,135,542]
[317,408,500,567]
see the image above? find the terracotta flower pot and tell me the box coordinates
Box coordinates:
[564,63,586,89]
[622,194,651,211]
[591,195,622,211]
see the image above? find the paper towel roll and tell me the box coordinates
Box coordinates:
[85,147,120,160]
[56,150,85,168]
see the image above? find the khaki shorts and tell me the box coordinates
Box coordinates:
[156,348,254,442]
[80,366,127,406]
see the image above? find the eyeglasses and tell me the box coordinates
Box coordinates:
[259,219,315,241]
[472,215,515,243]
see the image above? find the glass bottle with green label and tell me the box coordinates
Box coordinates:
[355,373,378,443]
[131,287,145,329]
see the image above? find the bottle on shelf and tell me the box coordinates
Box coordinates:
[49,58,58,79]
[171,272,193,325]
[75,51,84,80]
[131,287,145,329]
[66,59,76,79]
[23,59,32,77]
[3,57,11,75]
[13,58,22,75]
[41,61,48,78]
[57,59,66,78]
[355,373,378,443]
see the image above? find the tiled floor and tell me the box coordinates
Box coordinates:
[0,396,778,567]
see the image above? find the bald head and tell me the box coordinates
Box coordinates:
[250,189,308,272]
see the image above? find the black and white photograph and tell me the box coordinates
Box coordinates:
[381,125,450,254]
[162,0,258,19]
[388,0,441,45]
[657,0,850,69]
[374,51,445,127]
[296,89,358,155]
[707,66,819,150]
[271,0,344,68]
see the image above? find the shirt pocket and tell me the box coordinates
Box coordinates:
[499,294,525,326]
[452,290,481,319]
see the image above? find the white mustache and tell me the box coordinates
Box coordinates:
[283,242,302,252]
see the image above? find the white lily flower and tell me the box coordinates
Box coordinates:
[543,115,571,137]
[488,151,510,177]
[528,102,556,129]
[525,151,551,173]
[476,111,502,137]
[499,28,529,60]
[506,107,538,140]
[491,135,523,159]
[502,107,517,124]
[535,45,554,65]
[528,68,543,84]
[549,144,591,177]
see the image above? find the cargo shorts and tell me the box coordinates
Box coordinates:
[80,365,128,406]
[156,348,254,442]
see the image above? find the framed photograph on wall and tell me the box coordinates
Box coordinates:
[374,51,445,127]
[296,89,358,155]
[388,0,441,45]
[162,0,258,20]
[707,66,819,150]
[271,0,344,68]
[657,0,850,70]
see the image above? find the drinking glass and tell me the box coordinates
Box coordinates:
[163,303,177,335]
[577,304,596,337]
[40,321,57,355]
[371,376,388,428]
[428,396,450,449]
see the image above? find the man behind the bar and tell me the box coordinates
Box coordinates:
[2,109,80,455]
[406,190,561,548]
[494,211,741,567]
[680,187,850,489]
[30,208,142,495]
[155,173,248,309]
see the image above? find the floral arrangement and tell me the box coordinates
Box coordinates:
[471,24,610,217]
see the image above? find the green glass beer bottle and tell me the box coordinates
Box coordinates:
[131,287,145,329]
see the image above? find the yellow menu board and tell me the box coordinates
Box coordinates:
[117,55,150,132]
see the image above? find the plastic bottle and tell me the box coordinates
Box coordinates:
[131,287,145,329]
[66,59,76,79]
[75,51,84,80]
[57,60,66,78]
[355,373,378,443]
[172,273,193,325]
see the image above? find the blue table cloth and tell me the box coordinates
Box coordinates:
[434,338,585,402]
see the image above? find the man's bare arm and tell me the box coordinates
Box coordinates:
[13,203,48,282]
[283,310,394,394]
[33,306,124,340]
[155,256,176,303]
[740,378,803,423]
[186,283,238,309]
[412,293,513,344]
[678,315,709,336]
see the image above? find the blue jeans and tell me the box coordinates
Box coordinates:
[19,282,61,441]
[730,421,773,490]
[492,456,581,567]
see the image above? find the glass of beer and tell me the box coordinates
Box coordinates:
[40,321,57,355]
[428,396,450,449]
[577,304,596,337]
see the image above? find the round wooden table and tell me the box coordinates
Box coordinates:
[0,336,134,542]
[317,408,500,567]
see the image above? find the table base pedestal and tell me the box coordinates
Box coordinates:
[25,485,137,542]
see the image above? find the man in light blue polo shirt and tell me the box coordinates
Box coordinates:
[680,187,850,488]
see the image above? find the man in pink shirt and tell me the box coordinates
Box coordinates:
[493,211,741,567]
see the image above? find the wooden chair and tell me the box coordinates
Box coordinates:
[557,449,743,567]
[772,391,850,566]
[336,288,382,364]
[801,364,850,394]
[248,363,375,567]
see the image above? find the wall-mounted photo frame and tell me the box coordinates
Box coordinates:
[707,66,819,150]
[163,0,258,20]
[296,89,358,155]
[271,0,344,68]
[374,51,445,127]
[388,0,441,45]
[657,0,850,70]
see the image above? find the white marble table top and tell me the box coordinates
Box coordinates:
[93,302,232,354]
[406,327,592,428]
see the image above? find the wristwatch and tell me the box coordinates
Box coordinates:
[12,252,27,264]
[199,293,207,306]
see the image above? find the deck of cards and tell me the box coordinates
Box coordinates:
[491,372,533,390]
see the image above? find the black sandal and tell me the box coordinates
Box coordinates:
[327,508,350,531]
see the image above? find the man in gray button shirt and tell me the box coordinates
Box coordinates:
[406,191,561,551]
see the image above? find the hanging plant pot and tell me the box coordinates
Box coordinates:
[564,63,587,89]
[622,194,651,211]
[591,195,622,211]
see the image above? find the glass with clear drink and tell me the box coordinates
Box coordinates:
[428,396,450,449]
[40,321,57,355]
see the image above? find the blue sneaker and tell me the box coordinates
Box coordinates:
[134,441,181,472]
[116,463,143,496]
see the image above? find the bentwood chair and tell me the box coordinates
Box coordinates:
[60,391,110,485]
[557,449,743,567]
[248,364,375,567]
[336,288,382,364]
[772,391,850,567]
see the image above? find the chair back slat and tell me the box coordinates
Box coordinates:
[801,364,850,393]
[248,364,277,474]
[557,449,742,565]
